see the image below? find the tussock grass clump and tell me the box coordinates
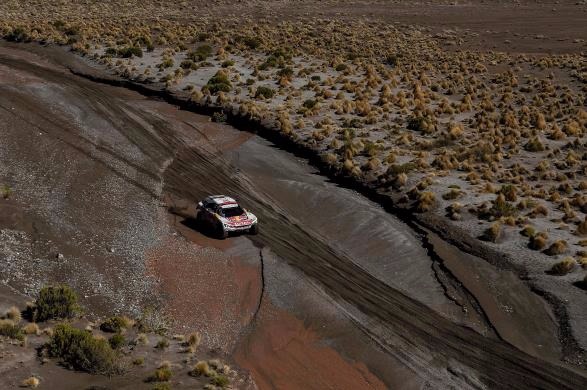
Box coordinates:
[30,285,80,322]
[481,222,502,243]
[189,360,211,377]
[416,191,436,212]
[100,316,132,333]
[184,331,201,353]
[155,338,169,349]
[490,194,517,218]
[22,323,40,335]
[147,367,172,382]
[5,306,21,323]
[520,225,536,237]
[0,319,24,341]
[132,357,145,366]
[20,376,40,388]
[548,257,575,275]
[529,233,548,250]
[543,240,568,256]
[46,324,121,375]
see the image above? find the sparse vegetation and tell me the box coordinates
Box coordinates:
[30,285,80,322]
[549,258,576,275]
[100,316,132,333]
[46,323,121,375]
[0,319,25,341]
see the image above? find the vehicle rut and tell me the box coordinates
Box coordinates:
[2,49,586,389]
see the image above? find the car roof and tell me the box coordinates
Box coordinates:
[206,195,239,207]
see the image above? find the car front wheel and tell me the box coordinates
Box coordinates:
[249,224,258,235]
[218,223,228,239]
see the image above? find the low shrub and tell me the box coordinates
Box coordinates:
[0,319,24,341]
[255,86,275,99]
[549,258,575,275]
[20,376,39,388]
[100,316,131,333]
[188,44,212,62]
[529,234,547,250]
[490,194,517,218]
[147,367,172,382]
[543,240,568,256]
[205,70,232,94]
[520,225,536,237]
[116,46,143,58]
[5,306,21,323]
[211,373,230,388]
[31,285,80,322]
[481,222,502,243]
[416,191,436,212]
[189,361,211,377]
[155,338,169,349]
[109,333,126,350]
[46,324,120,375]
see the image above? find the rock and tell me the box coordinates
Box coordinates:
[55,253,64,260]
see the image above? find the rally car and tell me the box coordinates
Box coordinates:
[196,195,258,239]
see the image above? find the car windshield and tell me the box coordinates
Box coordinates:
[220,206,245,218]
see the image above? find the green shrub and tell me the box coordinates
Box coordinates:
[255,86,275,99]
[47,324,120,374]
[1,184,13,199]
[212,112,227,123]
[32,285,80,322]
[335,63,347,71]
[490,194,517,218]
[188,45,212,62]
[205,71,232,94]
[109,333,126,350]
[117,46,143,58]
[211,374,230,388]
[221,60,235,68]
[158,58,174,70]
[100,316,130,333]
[0,320,24,341]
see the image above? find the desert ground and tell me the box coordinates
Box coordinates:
[0,1,586,389]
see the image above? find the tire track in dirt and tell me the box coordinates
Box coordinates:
[2,47,586,389]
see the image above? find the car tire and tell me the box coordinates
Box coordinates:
[249,224,259,235]
[218,223,228,239]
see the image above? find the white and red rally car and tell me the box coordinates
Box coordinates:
[196,195,258,239]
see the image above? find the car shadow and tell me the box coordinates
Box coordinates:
[180,217,221,239]
[168,206,218,239]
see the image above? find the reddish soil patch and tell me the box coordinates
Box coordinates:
[145,233,261,353]
[234,302,387,390]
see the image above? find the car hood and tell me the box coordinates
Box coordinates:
[220,212,257,226]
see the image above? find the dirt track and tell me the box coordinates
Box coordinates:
[1,42,587,389]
